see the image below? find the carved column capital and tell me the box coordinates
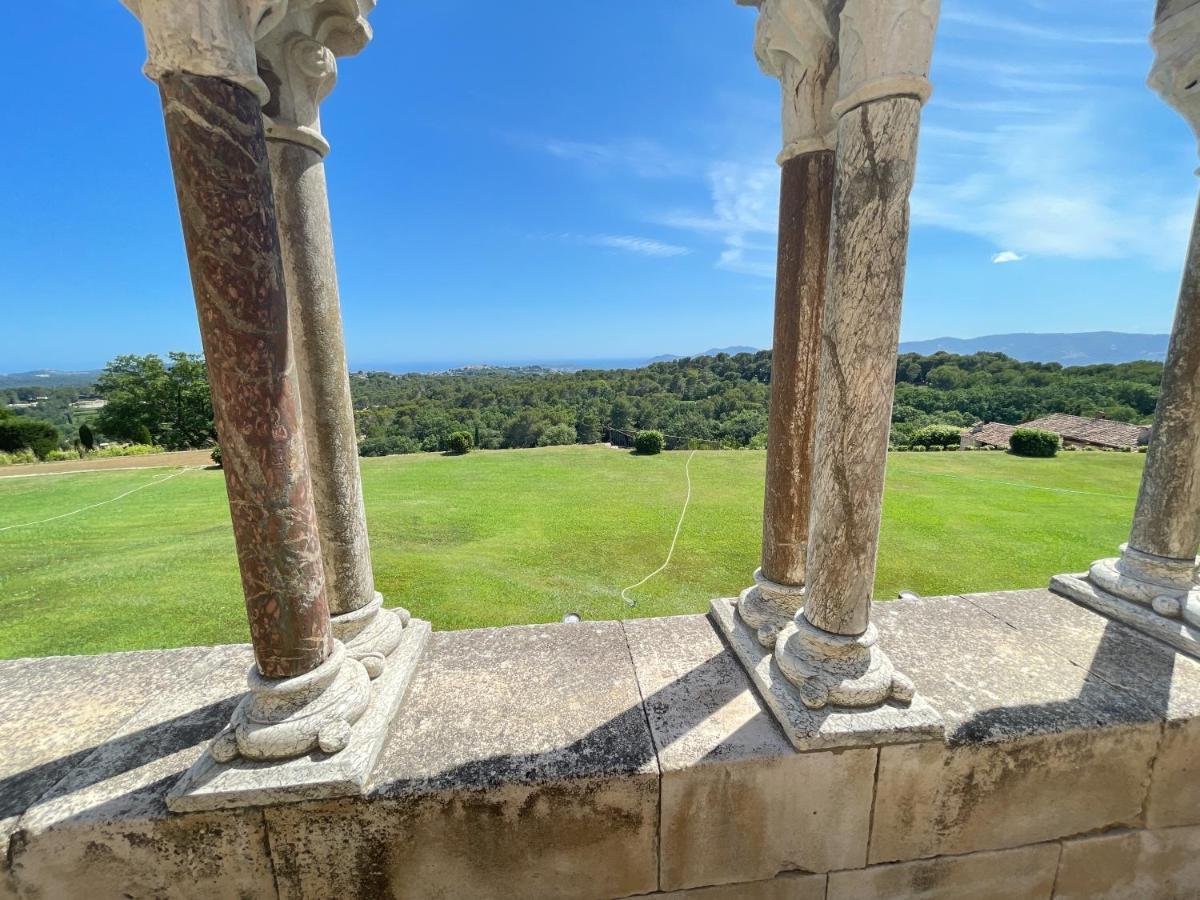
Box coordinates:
[739,0,840,164]
[1150,1,1200,155]
[833,0,940,120]
[256,0,375,156]
[120,0,288,104]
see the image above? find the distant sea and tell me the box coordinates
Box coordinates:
[351,357,659,374]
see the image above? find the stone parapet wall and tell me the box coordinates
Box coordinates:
[3,589,1199,899]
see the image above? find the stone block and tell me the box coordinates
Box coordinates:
[1054,825,1200,900]
[265,621,659,900]
[827,843,1059,900]
[654,872,827,899]
[624,615,876,888]
[0,648,211,844]
[1147,717,1200,828]
[872,726,1158,863]
[9,645,278,899]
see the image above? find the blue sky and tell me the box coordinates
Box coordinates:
[1,1,1195,371]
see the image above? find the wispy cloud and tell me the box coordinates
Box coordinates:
[658,161,780,278]
[941,8,1143,45]
[511,134,695,179]
[913,114,1193,269]
[992,251,1024,264]
[580,234,691,257]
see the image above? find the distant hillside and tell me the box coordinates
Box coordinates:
[0,369,100,388]
[898,332,1168,366]
[649,345,761,364]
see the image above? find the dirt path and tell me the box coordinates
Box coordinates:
[0,449,215,478]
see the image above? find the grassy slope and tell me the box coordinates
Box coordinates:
[0,446,1142,658]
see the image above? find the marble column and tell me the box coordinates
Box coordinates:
[1051,0,1200,656]
[122,0,370,764]
[733,0,838,648]
[713,0,944,751]
[257,2,407,679]
[774,0,940,710]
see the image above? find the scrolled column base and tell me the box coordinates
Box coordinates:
[209,640,370,762]
[331,592,409,678]
[1051,548,1200,659]
[709,596,944,752]
[167,619,432,813]
[737,569,806,648]
[774,615,914,710]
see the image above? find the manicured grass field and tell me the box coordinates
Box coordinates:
[0,446,1143,658]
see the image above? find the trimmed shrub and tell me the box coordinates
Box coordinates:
[211,444,223,467]
[44,449,80,462]
[911,445,927,452]
[0,449,37,466]
[93,443,160,458]
[929,445,944,452]
[1009,427,1060,458]
[537,424,575,447]
[634,430,664,455]
[78,423,95,451]
[910,424,964,449]
[0,417,59,459]
[447,431,473,455]
[134,425,154,446]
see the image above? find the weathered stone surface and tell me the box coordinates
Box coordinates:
[871,592,1162,862]
[10,645,278,899]
[265,622,658,899]
[0,648,211,844]
[965,588,1200,829]
[828,842,1059,900]
[872,728,1157,864]
[169,619,430,811]
[1051,572,1200,659]
[969,587,1200,722]
[654,872,827,899]
[874,592,1161,744]
[625,615,875,888]
[1054,825,1200,900]
[712,598,944,752]
[1147,717,1200,828]
[160,71,331,679]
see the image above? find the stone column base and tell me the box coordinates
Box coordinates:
[167,619,431,812]
[710,597,943,752]
[775,615,915,710]
[1051,557,1200,660]
[332,592,409,678]
[737,568,805,648]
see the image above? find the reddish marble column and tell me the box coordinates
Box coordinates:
[159,72,332,679]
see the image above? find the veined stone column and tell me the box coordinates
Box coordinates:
[774,0,941,714]
[257,1,409,679]
[1052,0,1200,657]
[121,0,430,810]
[712,0,943,750]
[733,0,838,649]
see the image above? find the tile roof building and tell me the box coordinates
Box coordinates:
[963,414,1151,450]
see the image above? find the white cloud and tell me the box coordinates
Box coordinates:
[912,113,1194,269]
[515,135,695,179]
[658,161,780,278]
[580,234,691,257]
[991,251,1024,264]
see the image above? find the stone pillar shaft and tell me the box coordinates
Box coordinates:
[803,98,921,637]
[268,140,376,615]
[159,72,332,679]
[761,150,836,587]
[1128,197,1200,563]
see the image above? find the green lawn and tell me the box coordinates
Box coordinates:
[0,446,1143,658]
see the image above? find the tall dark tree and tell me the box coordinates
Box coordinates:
[78,423,95,451]
[94,352,215,450]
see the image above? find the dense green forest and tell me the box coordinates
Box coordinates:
[1,350,1163,458]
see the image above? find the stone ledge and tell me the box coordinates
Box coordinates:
[3,589,1200,898]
